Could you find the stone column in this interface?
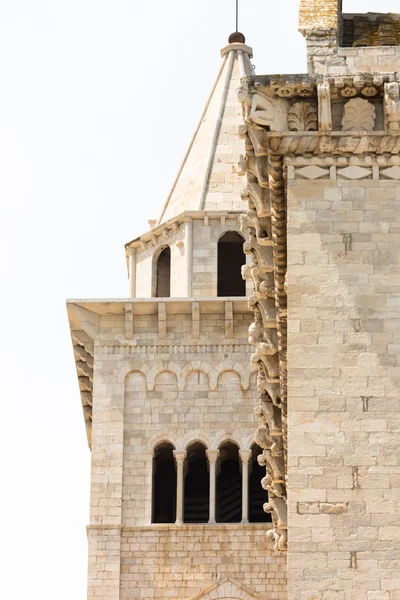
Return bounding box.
[127,246,136,298]
[173,451,186,525]
[239,449,252,525]
[206,450,219,524]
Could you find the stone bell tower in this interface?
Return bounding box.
[67,34,287,600]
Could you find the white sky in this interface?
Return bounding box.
[0,1,397,598]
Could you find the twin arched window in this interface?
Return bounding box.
[152,442,271,524]
[152,231,245,298]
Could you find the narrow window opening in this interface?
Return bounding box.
[184,443,209,523]
[216,443,242,523]
[156,246,171,297]
[152,443,176,523]
[217,231,245,296]
[249,444,271,523]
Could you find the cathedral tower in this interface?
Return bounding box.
[67,36,286,600]
[239,2,400,600]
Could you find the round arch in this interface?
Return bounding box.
[217,231,246,297]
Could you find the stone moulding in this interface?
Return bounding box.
[268,132,400,155]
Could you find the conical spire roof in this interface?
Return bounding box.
[157,37,253,225]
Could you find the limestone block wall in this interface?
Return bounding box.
[309,45,400,76]
[119,525,287,600]
[286,175,400,600]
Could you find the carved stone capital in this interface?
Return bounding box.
[206,450,219,464]
[173,450,186,465]
[239,449,252,464]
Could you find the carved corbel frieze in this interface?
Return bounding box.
[71,329,95,445]
[240,181,271,217]
[238,152,269,187]
[239,123,269,157]
[243,234,274,274]
[240,208,272,246]
[238,82,288,551]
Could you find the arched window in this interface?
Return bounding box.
[152,443,176,523]
[249,444,271,523]
[216,442,242,523]
[217,231,245,297]
[155,246,171,297]
[184,443,209,523]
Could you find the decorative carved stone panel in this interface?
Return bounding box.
[288,102,318,131]
[342,98,376,132]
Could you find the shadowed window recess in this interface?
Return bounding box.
[184,443,209,523]
[249,444,271,523]
[216,442,242,523]
[152,443,176,523]
[217,231,246,296]
[155,246,171,297]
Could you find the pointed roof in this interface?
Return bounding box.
[157,37,253,226]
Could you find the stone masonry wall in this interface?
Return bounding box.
[287,176,400,600]
[308,45,400,76]
[134,216,251,299]
[87,307,288,600]
[120,525,287,600]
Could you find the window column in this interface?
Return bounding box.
[206,450,219,524]
[173,450,186,525]
[239,449,252,524]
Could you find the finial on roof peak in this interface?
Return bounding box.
[228,31,246,44]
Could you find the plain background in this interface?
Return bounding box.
[0,1,397,598]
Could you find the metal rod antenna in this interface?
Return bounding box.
[236,0,239,32]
